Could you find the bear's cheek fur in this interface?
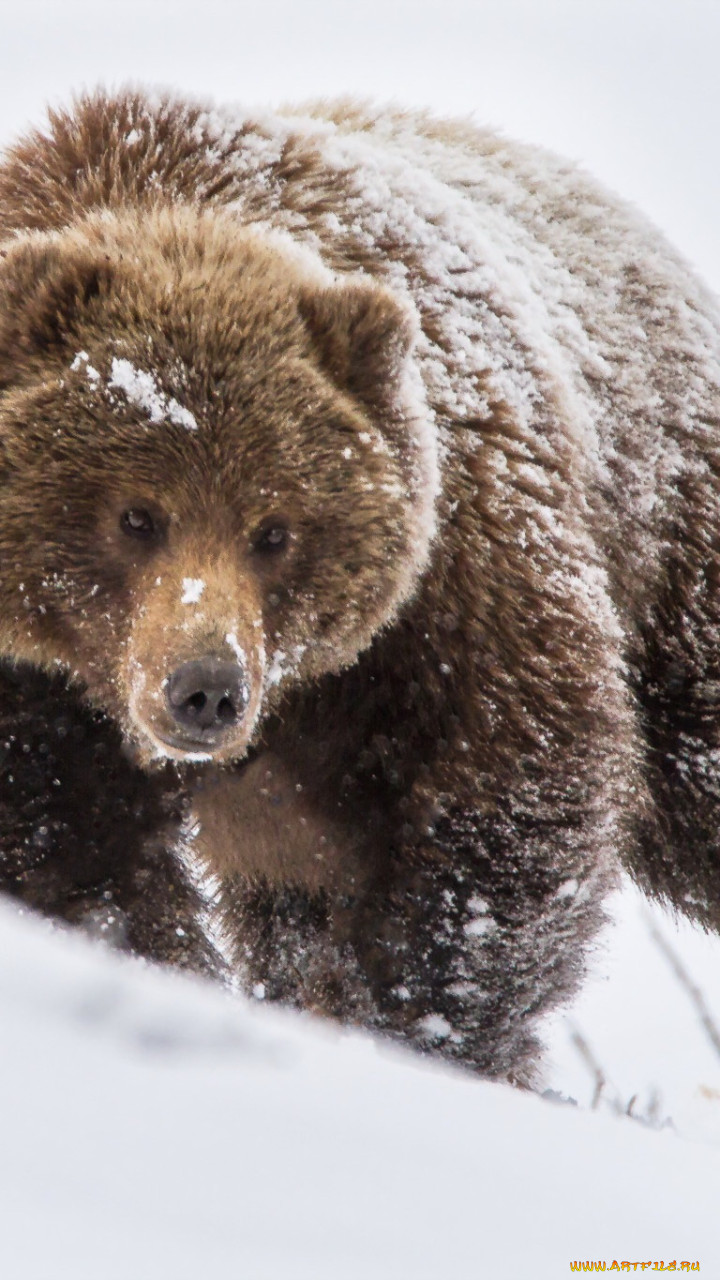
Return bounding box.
[281,492,424,680]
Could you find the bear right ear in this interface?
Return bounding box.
[298,275,418,416]
[0,235,115,388]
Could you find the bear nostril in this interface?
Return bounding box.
[216,695,236,724]
[165,657,249,740]
[186,692,208,715]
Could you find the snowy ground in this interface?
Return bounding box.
[0,899,717,1280]
[2,1,720,1276]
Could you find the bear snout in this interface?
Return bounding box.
[164,656,250,745]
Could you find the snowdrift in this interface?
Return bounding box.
[0,898,717,1279]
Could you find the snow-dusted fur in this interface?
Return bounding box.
[0,91,719,1079]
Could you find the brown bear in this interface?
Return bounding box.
[0,89,719,1081]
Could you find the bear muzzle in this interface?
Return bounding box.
[123,559,267,761]
[164,655,250,746]
[126,641,261,763]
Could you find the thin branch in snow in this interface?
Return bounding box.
[567,1021,671,1128]
[568,1023,607,1110]
[645,910,720,1061]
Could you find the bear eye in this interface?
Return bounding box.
[120,508,156,540]
[252,521,290,555]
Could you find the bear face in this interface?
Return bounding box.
[0,207,439,764]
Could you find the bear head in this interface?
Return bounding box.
[0,207,439,763]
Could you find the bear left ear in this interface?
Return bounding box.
[0,234,115,387]
[298,276,418,414]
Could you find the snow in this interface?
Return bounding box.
[266,643,307,688]
[180,577,205,605]
[2,2,720,1275]
[70,349,100,384]
[108,358,198,431]
[0,898,714,1280]
[224,630,247,665]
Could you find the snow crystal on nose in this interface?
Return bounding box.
[225,632,248,665]
[181,578,205,605]
[108,357,198,431]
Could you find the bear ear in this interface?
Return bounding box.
[0,235,115,386]
[298,276,418,413]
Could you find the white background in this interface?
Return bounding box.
[2,0,719,289]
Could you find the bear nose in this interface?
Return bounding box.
[165,657,249,738]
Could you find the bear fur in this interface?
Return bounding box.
[1,90,720,1080]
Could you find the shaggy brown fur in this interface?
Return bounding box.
[0,660,219,973]
[0,89,719,1079]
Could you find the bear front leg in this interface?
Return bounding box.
[193,740,627,1080]
[202,780,619,1081]
[0,661,221,977]
[340,646,638,1078]
[346,795,619,1081]
[191,752,379,1020]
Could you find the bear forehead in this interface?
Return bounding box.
[2,343,401,552]
[32,359,382,514]
[5,215,374,434]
